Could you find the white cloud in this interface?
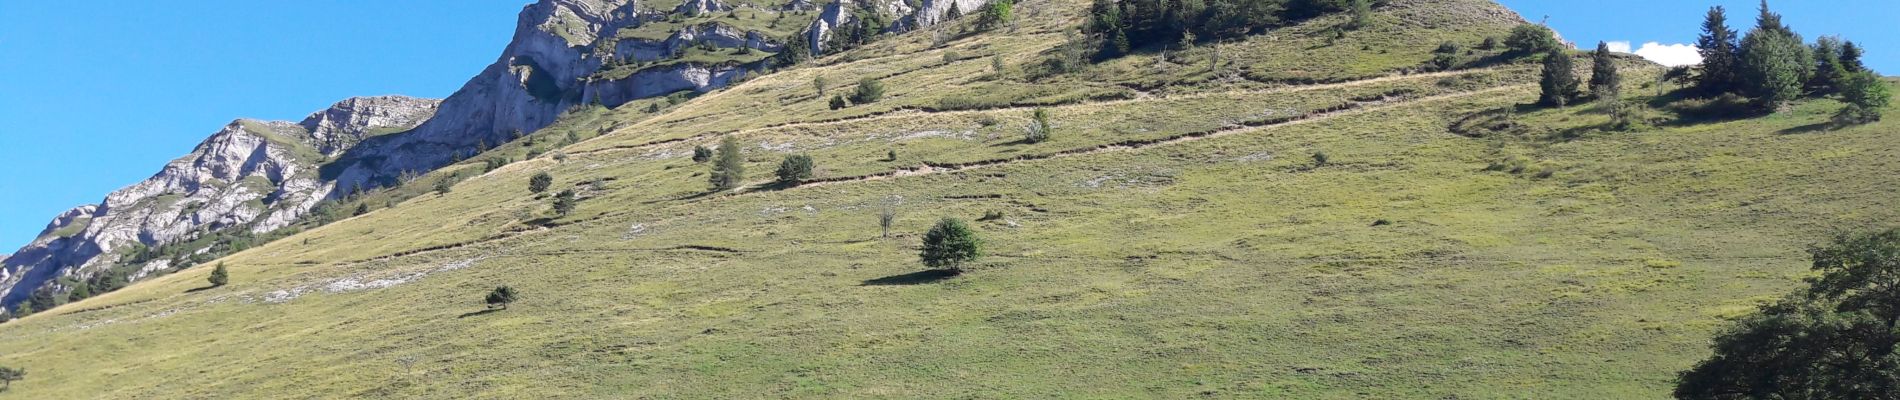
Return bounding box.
[1606,41,1703,67]
[1606,41,1634,54]
[1633,42,1703,67]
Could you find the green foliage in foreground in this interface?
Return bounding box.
[1676,228,1900,399]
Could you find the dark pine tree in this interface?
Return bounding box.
[1695,6,1740,96]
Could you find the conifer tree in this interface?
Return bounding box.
[1840,41,1867,72]
[708,136,746,191]
[208,263,229,287]
[1809,36,1848,95]
[1589,42,1622,100]
[552,190,577,217]
[920,218,982,272]
[1695,6,1740,96]
[1835,71,1891,125]
[529,172,554,194]
[1738,26,1809,110]
[1539,51,1580,106]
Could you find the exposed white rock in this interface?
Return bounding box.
[0,97,438,307]
[674,0,733,16]
[899,0,990,30]
[296,96,441,155]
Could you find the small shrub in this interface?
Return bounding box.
[529,172,554,194]
[434,177,456,194]
[708,136,746,191]
[0,366,23,391]
[775,154,815,185]
[692,145,713,163]
[975,0,1013,31]
[920,218,982,272]
[208,263,229,287]
[485,286,517,309]
[829,94,849,110]
[1505,24,1561,57]
[1024,108,1052,143]
[851,78,885,104]
[878,207,896,238]
[1312,151,1329,166]
[552,190,576,217]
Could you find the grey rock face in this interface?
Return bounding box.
[327,0,790,192]
[807,0,942,53]
[900,0,990,30]
[674,0,733,16]
[0,97,439,307]
[296,96,442,155]
[1,0,865,307]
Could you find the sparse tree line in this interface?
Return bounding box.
[1686,1,1887,123]
[1532,1,1888,128]
[1083,0,1378,59]
[1519,0,1889,136]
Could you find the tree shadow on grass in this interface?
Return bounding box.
[183,285,219,294]
[1779,122,1836,135]
[457,308,503,318]
[860,269,960,286]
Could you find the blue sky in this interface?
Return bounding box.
[0,0,1893,251]
[1499,0,1898,70]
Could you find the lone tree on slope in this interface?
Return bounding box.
[0,366,22,391]
[485,286,518,310]
[920,218,983,273]
[1539,50,1580,107]
[552,190,577,217]
[708,135,746,192]
[208,262,230,288]
[529,172,554,194]
[775,154,815,186]
[1589,42,1622,100]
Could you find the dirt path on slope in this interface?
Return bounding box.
[563,68,1510,158]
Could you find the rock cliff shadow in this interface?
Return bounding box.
[860,269,960,286]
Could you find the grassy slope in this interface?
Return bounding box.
[4,0,1899,398]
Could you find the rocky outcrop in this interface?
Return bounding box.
[897,0,989,30]
[585,63,751,105]
[324,0,643,191]
[0,97,438,308]
[2,0,835,308]
[806,0,934,53]
[296,96,441,155]
[327,0,790,191]
[616,22,783,63]
[674,0,733,16]
[806,0,860,54]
